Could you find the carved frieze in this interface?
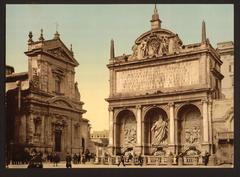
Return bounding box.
[131,32,182,60]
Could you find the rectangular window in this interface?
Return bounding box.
[229,63,233,73]
[55,78,61,93]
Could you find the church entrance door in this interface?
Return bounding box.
[55,130,62,152]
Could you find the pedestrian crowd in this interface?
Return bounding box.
[6,149,210,168]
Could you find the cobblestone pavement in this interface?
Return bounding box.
[7,162,233,168]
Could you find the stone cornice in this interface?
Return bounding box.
[106,87,211,102]
[107,48,210,69]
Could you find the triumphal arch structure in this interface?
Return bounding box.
[106,6,223,160]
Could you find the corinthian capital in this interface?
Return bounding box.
[201,98,208,104]
[136,105,141,109]
[168,102,174,107]
[108,106,113,111]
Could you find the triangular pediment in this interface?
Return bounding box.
[47,47,71,61]
[53,100,73,108]
[47,96,76,109]
[44,39,79,66]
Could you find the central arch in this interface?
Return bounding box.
[115,110,137,155]
[143,107,168,155]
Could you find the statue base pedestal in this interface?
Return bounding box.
[178,157,183,166]
[167,144,177,155]
[208,154,217,166]
[134,146,143,155]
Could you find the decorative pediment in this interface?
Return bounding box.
[47,96,75,109]
[53,100,73,108]
[47,47,75,64]
[130,29,183,60]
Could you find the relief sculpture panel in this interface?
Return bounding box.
[120,116,137,147]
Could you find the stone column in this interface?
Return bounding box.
[108,106,114,155]
[95,146,99,163]
[202,99,209,143]
[202,99,210,152]
[26,113,34,144]
[135,105,142,154]
[113,122,117,155]
[108,107,114,146]
[136,105,142,145]
[208,100,213,154]
[168,102,176,154]
[41,115,45,144]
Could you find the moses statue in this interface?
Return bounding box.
[151,115,168,146]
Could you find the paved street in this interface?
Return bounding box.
[7,162,233,168]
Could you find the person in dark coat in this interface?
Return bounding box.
[82,154,86,164]
[66,152,72,168]
[53,152,60,167]
[77,153,81,164]
[138,153,143,166]
[203,151,210,166]
[117,154,125,167]
[73,153,77,164]
[27,152,43,168]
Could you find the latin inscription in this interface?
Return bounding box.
[116,60,199,93]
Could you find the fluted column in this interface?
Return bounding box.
[136,105,142,146]
[202,99,209,143]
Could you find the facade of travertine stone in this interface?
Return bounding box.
[106,6,233,165]
[216,41,234,99]
[6,30,90,160]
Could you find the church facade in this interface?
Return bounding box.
[106,6,233,165]
[6,30,90,160]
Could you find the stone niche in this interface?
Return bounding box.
[115,110,137,154]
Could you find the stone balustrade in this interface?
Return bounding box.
[92,154,215,166]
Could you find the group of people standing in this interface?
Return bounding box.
[117,153,143,167]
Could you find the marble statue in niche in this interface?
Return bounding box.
[151,115,168,146]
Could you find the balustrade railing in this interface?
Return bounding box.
[93,154,205,166]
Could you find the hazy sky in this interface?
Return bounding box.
[6,4,233,131]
